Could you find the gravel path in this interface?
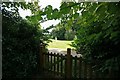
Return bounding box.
[48,48,82,57]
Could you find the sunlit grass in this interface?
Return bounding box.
[47,39,74,50]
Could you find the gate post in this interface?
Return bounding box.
[39,43,45,72]
[66,48,72,79]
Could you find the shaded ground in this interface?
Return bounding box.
[31,71,63,80]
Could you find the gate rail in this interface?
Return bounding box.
[39,43,113,79]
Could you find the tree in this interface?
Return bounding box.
[2,2,49,78]
[42,2,120,77]
[71,2,120,77]
[2,1,120,78]
[51,23,75,40]
[51,24,66,40]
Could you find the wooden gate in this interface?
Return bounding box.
[39,43,110,79]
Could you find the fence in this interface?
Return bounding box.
[39,43,113,79]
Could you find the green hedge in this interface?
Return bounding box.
[2,9,44,78]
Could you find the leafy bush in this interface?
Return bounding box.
[71,3,120,77]
[2,8,46,78]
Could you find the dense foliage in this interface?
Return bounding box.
[2,1,120,78]
[51,24,75,40]
[2,2,49,78]
[72,3,120,75]
[42,2,120,77]
[51,25,66,40]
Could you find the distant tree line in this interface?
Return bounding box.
[50,23,76,40]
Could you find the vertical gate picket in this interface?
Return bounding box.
[50,52,52,71]
[65,48,72,79]
[79,57,82,78]
[43,52,45,70]
[83,60,87,78]
[60,54,63,76]
[53,53,56,73]
[47,52,49,70]
[87,64,92,79]
[64,56,66,77]
[74,56,77,78]
[45,53,48,70]
[57,53,59,75]
[39,43,45,72]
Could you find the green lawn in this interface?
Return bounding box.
[47,39,74,50]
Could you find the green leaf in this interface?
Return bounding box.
[52,8,59,19]
[60,3,70,14]
[94,3,106,17]
[60,7,70,14]
[107,3,117,14]
[110,31,120,40]
[60,2,68,9]
[81,11,88,18]
[73,13,79,19]
[45,5,53,14]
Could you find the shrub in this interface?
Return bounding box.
[2,8,46,78]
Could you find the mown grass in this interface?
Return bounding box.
[47,39,74,50]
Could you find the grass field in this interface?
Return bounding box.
[47,39,74,50]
